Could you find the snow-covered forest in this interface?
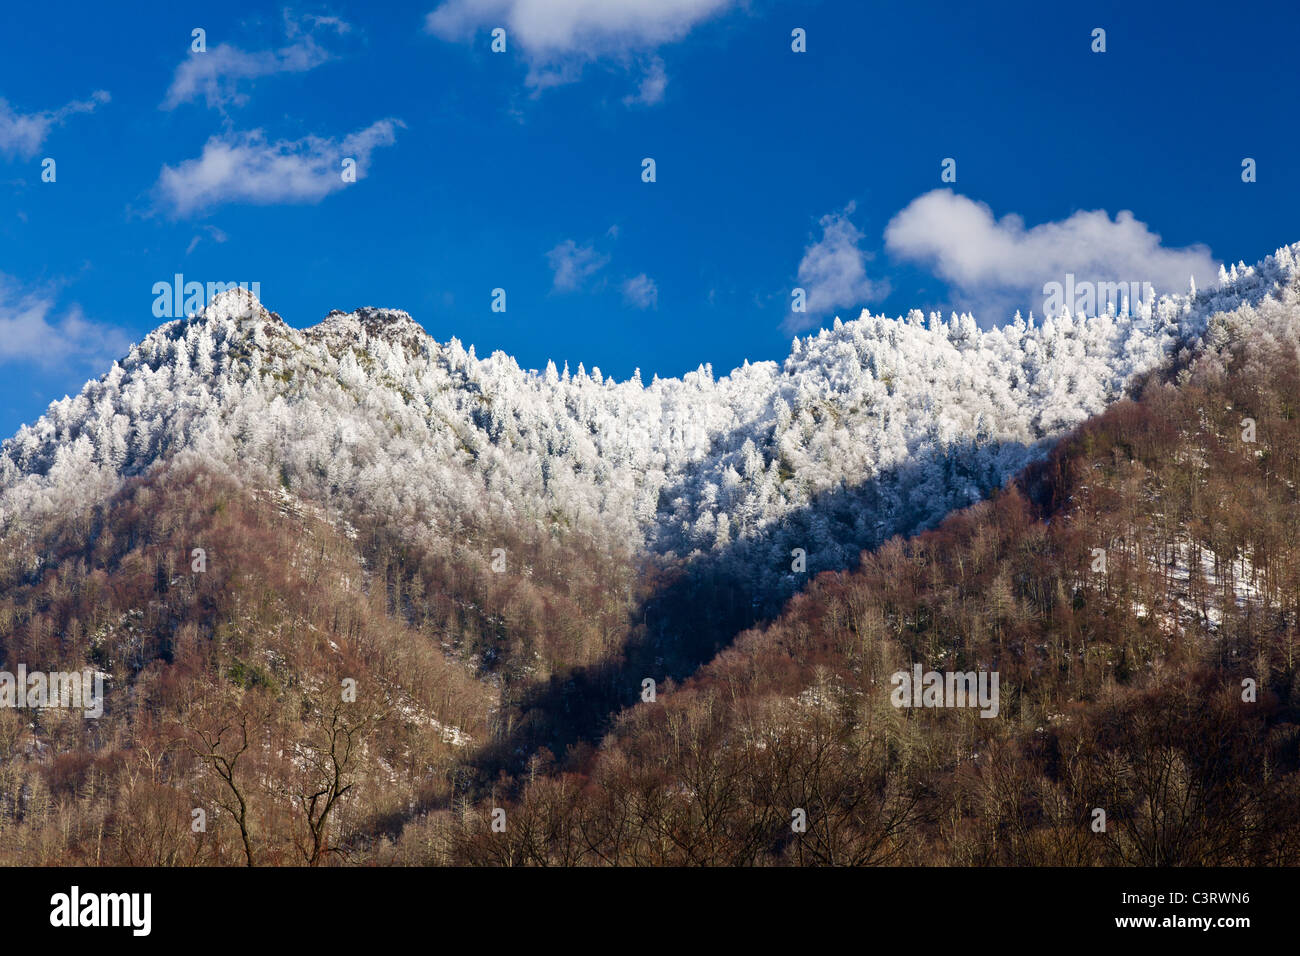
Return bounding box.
[3,244,1298,595]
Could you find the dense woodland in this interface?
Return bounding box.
[1,255,1299,864]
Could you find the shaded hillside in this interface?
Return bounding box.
[0,461,643,864]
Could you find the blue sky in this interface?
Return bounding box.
[0,0,1296,435]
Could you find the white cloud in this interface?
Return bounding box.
[792,201,886,329]
[547,239,609,291]
[0,91,110,159]
[623,57,668,106]
[884,189,1219,320]
[0,277,128,368]
[425,0,735,94]
[622,273,658,309]
[156,120,402,217]
[163,14,349,110]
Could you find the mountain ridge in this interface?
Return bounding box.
[3,243,1298,600]
[3,245,1300,866]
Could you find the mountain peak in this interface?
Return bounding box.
[355,306,423,335]
[308,306,426,351]
[198,286,281,325]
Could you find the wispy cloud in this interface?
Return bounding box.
[0,275,128,368]
[163,13,350,110]
[884,189,1219,320]
[790,201,887,330]
[155,120,402,217]
[0,91,110,159]
[425,0,735,97]
[546,239,609,291]
[623,57,668,106]
[622,273,658,309]
[186,225,229,255]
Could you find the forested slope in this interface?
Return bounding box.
[1,249,1299,864]
[406,280,1300,866]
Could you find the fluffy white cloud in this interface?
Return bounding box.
[622,273,658,309]
[156,120,401,216]
[0,277,128,368]
[792,202,886,329]
[425,0,735,93]
[163,14,349,110]
[547,239,609,291]
[885,189,1219,320]
[0,91,110,159]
